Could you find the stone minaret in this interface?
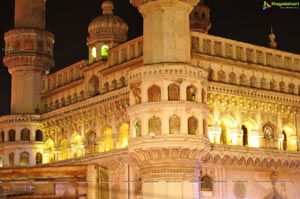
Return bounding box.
[190,1,212,33]
[3,0,54,114]
[128,0,210,198]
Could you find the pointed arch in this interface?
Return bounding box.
[20,151,30,166]
[169,115,180,134]
[148,85,161,102]
[168,83,180,101]
[188,116,198,135]
[200,175,213,191]
[239,74,247,86]
[282,123,296,151]
[88,75,100,96]
[219,114,236,145]
[35,129,43,141]
[217,70,226,82]
[118,123,129,148]
[8,129,16,142]
[134,119,142,137]
[101,126,113,151]
[71,132,83,158]
[149,116,161,135]
[229,72,237,84]
[45,138,54,163]
[112,79,118,90]
[36,152,43,165]
[187,85,197,101]
[21,128,30,141]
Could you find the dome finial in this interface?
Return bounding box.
[269,25,277,49]
[102,0,114,15]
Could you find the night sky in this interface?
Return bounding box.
[0,0,299,116]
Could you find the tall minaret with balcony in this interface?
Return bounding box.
[1,0,54,167]
[3,0,55,114]
[128,0,210,198]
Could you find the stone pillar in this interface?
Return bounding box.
[3,0,54,114]
[87,165,98,199]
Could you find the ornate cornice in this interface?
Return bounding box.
[3,53,54,70]
[0,114,41,125]
[204,144,300,169]
[128,63,207,82]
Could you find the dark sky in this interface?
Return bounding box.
[0,0,299,115]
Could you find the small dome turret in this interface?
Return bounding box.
[87,0,128,63]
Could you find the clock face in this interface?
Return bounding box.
[88,132,96,144]
[263,125,274,139]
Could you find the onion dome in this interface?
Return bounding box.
[87,0,128,45]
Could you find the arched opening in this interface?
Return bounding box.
[118,123,129,148]
[250,76,257,87]
[9,153,14,166]
[133,87,141,104]
[217,70,226,82]
[112,79,117,90]
[282,124,297,151]
[135,119,142,137]
[88,76,100,96]
[241,125,248,146]
[8,129,16,142]
[149,116,161,135]
[73,93,78,102]
[101,45,109,58]
[260,77,267,89]
[242,118,257,147]
[288,83,295,94]
[101,126,113,152]
[270,79,276,90]
[187,85,197,101]
[21,128,30,141]
[148,85,161,102]
[168,83,180,101]
[200,175,213,191]
[35,130,43,141]
[282,131,287,150]
[92,47,97,61]
[45,138,54,163]
[229,72,237,84]
[169,115,180,134]
[203,119,207,137]
[20,151,30,166]
[188,116,198,135]
[279,81,285,92]
[0,131,4,143]
[103,82,109,92]
[36,152,43,165]
[71,132,83,158]
[59,138,68,160]
[120,76,125,86]
[219,115,236,145]
[240,74,247,86]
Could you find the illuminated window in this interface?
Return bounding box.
[101,45,109,57]
[92,47,97,60]
[20,152,30,166]
[36,152,43,165]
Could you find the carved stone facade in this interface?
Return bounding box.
[0,0,300,198]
